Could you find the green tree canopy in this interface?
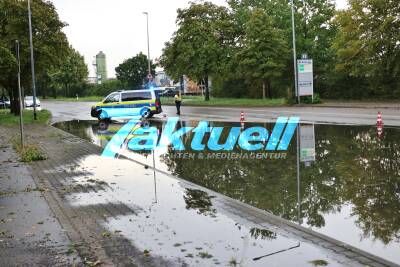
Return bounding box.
[55,46,88,97]
[333,0,400,97]
[115,52,155,89]
[161,2,234,101]
[295,0,337,95]
[0,46,17,88]
[235,8,289,99]
[0,0,69,113]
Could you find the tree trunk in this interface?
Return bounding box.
[262,79,266,99]
[204,76,210,101]
[8,85,21,115]
[267,80,272,99]
[10,99,21,116]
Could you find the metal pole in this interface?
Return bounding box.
[16,40,25,149]
[291,0,300,104]
[28,0,37,120]
[152,149,157,204]
[143,12,151,77]
[296,124,301,224]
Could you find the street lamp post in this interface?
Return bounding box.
[16,40,25,149]
[143,12,152,80]
[290,0,300,104]
[27,0,37,120]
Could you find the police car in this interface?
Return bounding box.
[91,89,162,120]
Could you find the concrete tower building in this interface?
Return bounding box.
[96,51,107,84]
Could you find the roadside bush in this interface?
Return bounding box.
[12,140,47,162]
[302,93,321,104]
[84,79,127,97]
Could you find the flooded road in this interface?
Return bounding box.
[54,119,400,265]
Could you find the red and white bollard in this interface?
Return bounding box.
[377,111,383,139]
[377,111,383,126]
[240,111,245,129]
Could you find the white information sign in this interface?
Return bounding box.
[300,124,316,163]
[297,59,313,97]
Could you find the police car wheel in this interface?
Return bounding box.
[141,109,151,119]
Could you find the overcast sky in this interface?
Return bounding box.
[49,0,348,78]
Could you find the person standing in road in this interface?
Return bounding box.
[174,91,182,115]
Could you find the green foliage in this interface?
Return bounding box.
[12,140,47,162]
[161,2,234,101]
[309,259,329,266]
[295,0,338,96]
[115,53,155,89]
[54,47,88,97]
[333,0,400,98]
[162,0,341,100]
[85,79,126,98]
[235,8,289,98]
[160,96,286,106]
[0,46,17,86]
[0,0,70,108]
[0,109,51,125]
[302,93,321,104]
[161,0,400,100]
[20,145,47,162]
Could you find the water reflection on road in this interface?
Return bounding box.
[64,155,343,266]
[54,119,400,265]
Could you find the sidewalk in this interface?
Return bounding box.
[312,100,400,109]
[0,128,80,266]
[1,123,398,266]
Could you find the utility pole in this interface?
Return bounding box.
[291,0,300,104]
[28,0,37,119]
[16,40,25,149]
[143,12,152,81]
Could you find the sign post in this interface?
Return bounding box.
[299,124,315,166]
[297,59,314,102]
[16,40,25,149]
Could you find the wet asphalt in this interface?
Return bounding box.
[42,100,400,126]
[1,101,399,266]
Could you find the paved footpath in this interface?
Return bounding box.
[0,123,399,267]
[0,128,81,266]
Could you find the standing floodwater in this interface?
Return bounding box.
[54,119,400,264]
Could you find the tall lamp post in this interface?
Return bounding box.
[143,12,152,81]
[28,0,37,119]
[290,0,300,104]
[16,40,25,149]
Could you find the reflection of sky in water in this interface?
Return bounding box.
[53,120,400,265]
[64,156,345,266]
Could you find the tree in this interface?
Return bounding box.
[236,9,289,99]
[229,0,337,97]
[0,46,17,92]
[295,0,338,96]
[161,2,233,101]
[0,0,69,114]
[333,0,400,97]
[54,47,88,97]
[115,53,155,89]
